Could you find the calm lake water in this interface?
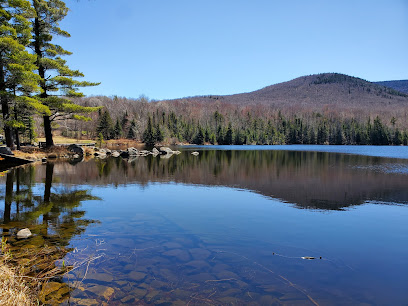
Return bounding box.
[1,145,408,305]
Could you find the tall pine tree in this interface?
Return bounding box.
[0,0,45,148]
[31,0,100,147]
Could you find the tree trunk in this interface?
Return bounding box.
[4,126,14,149]
[14,109,20,150]
[44,115,54,147]
[0,54,14,149]
[15,129,20,150]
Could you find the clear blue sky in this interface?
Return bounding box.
[59,0,408,100]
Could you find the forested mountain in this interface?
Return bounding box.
[375,80,408,94]
[69,73,408,146]
[187,73,408,109]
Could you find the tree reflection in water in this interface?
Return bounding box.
[0,162,100,304]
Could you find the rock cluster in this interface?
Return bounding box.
[96,147,183,159]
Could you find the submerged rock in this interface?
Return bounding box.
[16,228,32,239]
[86,285,115,300]
[86,272,114,283]
[128,271,147,281]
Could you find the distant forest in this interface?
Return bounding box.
[65,95,407,146]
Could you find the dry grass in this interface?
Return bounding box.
[36,136,94,144]
[0,260,36,306]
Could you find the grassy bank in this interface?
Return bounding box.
[0,255,36,305]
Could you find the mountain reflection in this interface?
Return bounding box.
[8,150,407,210]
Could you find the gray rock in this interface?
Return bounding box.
[68,144,84,156]
[16,228,32,239]
[139,150,150,156]
[128,147,139,156]
[94,151,106,158]
[0,146,13,155]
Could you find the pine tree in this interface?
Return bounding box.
[224,123,233,145]
[113,118,122,139]
[193,127,204,145]
[127,119,136,139]
[31,0,100,147]
[0,0,45,148]
[96,110,113,140]
[142,116,155,146]
[154,123,163,143]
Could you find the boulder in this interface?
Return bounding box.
[17,228,32,239]
[0,146,13,155]
[139,150,150,156]
[152,147,160,155]
[94,152,107,159]
[191,151,199,156]
[68,144,84,156]
[159,147,173,154]
[127,147,139,156]
[119,147,139,158]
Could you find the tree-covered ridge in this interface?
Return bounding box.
[375,80,408,95]
[312,73,408,98]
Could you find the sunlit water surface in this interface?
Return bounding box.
[1,146,407,305]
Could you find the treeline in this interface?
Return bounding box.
[94,107,408,146]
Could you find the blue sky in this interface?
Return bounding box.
[59,0,408,100]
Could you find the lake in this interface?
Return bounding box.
[1,145,408,305]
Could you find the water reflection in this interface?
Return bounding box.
[29,150,408,210]
[0,149,407,305]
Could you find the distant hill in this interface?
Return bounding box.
[375,80,408,94]
[181,73,408,111]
